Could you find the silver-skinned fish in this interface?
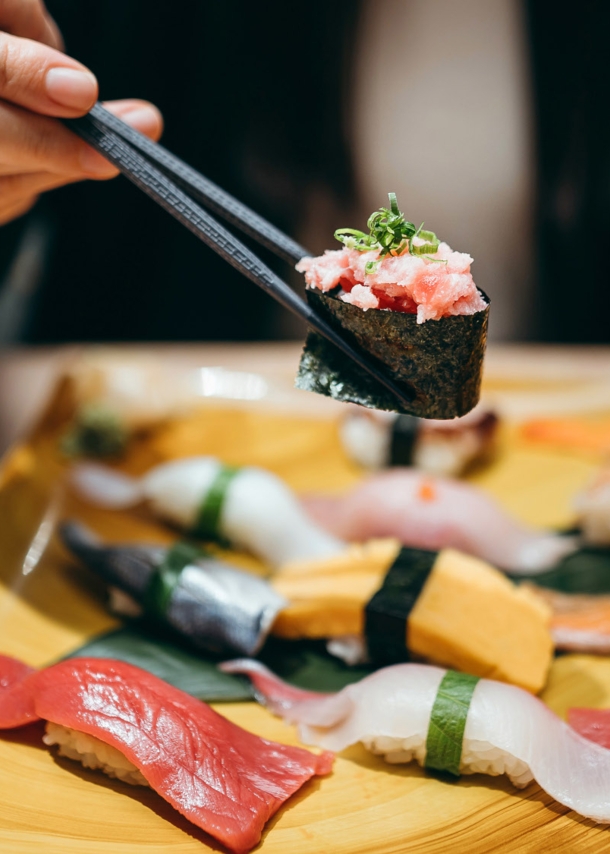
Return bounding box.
[61,522,287,657]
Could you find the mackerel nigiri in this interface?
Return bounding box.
[303,469,577,573]
[223,659,610,824]
[0,655,332,854]
[60,522,287,657]
[70,456,345,568]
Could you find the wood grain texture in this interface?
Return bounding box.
[0,352,609,853]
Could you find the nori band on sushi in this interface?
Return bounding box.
[425,670,480,777]
[389,415,421,465]
[143,541,205,617]
[364,547,437,663]
[192,465,240,541]
[296,288,489,419]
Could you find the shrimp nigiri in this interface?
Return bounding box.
[223,659,610,824]
[302,469,577,573]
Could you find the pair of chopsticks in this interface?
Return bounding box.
[65,104,415,408]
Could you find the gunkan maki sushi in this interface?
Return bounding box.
[295,194,489,419]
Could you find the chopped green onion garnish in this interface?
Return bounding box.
[333,227,376,252]
[335,193,444,264]
[411,241,439,256]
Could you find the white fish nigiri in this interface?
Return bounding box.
[70,457,345,568]
[302,469,577,573]
[340,404,498,475]
[222,659,610,824]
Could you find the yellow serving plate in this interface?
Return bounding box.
[1,354,609,853]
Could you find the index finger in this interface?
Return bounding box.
[0,30,98,116]
[0,0,63,50]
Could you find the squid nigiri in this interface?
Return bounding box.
[0,655,332,854]
[302,469,577,573]
[70,456,345,568]
[223,659,610,824]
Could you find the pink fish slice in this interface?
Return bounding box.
[302,469,578,573]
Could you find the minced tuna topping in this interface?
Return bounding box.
[296,193,485,324]
[296,243,485,324]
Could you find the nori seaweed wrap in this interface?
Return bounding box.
[296,287,489,419]
[295,193,490,419]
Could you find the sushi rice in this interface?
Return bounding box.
[44,722,148,787]
[44,702,533,793]
[367,732,531,786]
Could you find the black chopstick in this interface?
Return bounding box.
[65,110,416,408]
[88,103,307,266]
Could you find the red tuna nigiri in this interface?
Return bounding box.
[0,654,332,853]
[568,708,610,750]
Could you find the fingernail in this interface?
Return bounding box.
[45,67,97,110]
[120,106,161,137]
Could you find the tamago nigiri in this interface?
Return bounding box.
[62,525,554,692]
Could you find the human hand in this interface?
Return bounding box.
[0,0,163,225]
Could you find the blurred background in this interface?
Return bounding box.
[0,0,608,346]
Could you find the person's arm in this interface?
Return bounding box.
[0,0,162,225]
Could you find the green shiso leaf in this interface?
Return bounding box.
[260,636,373,693]
[65,625,252,702]
[65,626,373,702]
[509,542,610,594]
[143,541,206,618]
[61,404,129,459]
[192,464,240,542]
[425,670,480,777]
